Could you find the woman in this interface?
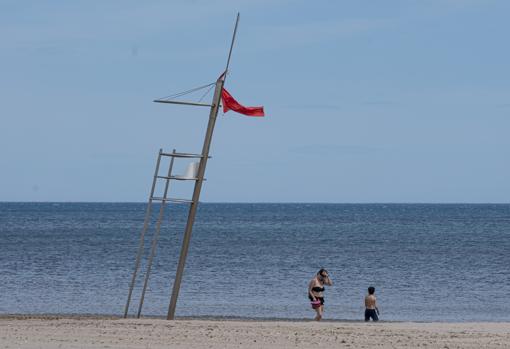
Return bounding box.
[308,269,333,321]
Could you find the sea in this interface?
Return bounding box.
[1,203,509,322]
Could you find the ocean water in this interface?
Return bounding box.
[1,203,509,322]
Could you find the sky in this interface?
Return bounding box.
[1,0,509,203]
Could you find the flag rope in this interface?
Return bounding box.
[157,82,216,101]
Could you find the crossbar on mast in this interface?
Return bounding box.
[153,100,213,107]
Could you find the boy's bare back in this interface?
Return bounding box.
[365,294,377,309]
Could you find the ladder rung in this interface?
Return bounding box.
[160,152,211,159]
[156,175,205,181]
[151,197,195,204]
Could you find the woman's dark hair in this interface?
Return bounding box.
[368,286,375,295]
[317,269,328,277]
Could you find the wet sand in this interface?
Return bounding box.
[1,316,509,348]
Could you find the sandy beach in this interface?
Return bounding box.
[1,316,509,349]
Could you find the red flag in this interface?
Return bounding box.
[221,88,265,117]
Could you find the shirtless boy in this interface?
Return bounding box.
[364,286,379,321]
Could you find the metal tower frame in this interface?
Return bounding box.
[124,13,240,320]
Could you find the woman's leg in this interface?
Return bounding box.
[315,306,323,321]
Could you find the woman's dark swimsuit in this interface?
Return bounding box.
[309,286,325,305]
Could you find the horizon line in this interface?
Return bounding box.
[1,201,510,205]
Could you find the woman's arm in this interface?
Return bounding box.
[323,275,333,286]
[308,279,316,299]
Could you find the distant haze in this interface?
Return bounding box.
[1,1,509,203]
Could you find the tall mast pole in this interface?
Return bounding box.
[167,13,240,320]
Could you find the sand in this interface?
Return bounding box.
[1,316,509,349]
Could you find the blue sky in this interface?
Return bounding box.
[1,1,509,202]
